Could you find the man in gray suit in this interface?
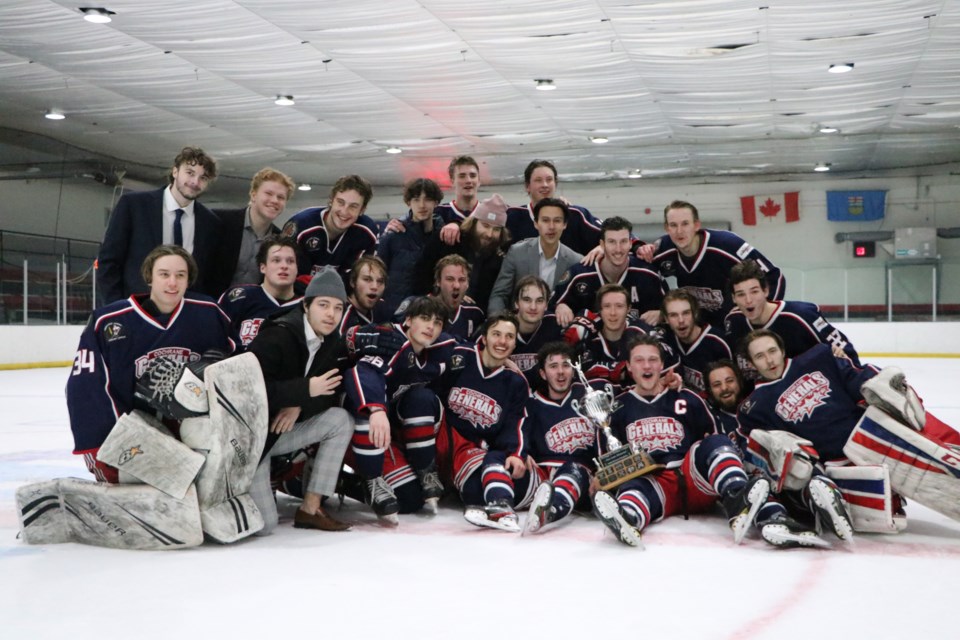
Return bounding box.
[488,198,582,314]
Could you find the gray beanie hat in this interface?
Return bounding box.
[305,267,347,301]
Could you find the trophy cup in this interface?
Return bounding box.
[570,360,662,490]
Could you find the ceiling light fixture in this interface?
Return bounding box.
[274,95,295,106]
[45,111,66,120]
[590,136,609,144]
[828,63,854,74]
[534,79,556,91]
[297,184,311,191]
[818,126,839,133]
[79,7,114,23]
[385,146,402,154]
[814,163,832,172]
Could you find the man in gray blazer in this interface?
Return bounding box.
[488,198,583,314]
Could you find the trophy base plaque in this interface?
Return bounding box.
[596,446,664,491]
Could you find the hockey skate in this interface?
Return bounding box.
[464,499,521,532]
[759,513,831,549]
[722,476,771,544]
[363,476,400,526]
[592,491,644,548]
[860,366,925,430]
[808,477,854,542]
[523,482,557,535]
[415,465,444,515]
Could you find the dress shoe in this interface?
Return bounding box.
[294,507,351,531]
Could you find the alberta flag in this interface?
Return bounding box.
[740,192,799,225]
[826,190,886,221]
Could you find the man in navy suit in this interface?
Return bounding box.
[97,147,221,305]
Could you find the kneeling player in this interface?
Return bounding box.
[522,342,596,534]
[592,335,769,547]
[19,246,269,550]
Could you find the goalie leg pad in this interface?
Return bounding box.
[860,366,925,431]
[200,493,263,544]
[18,478,203,550]
[96,411,205,499]
[746,430,818,492]
[180,353,269,513]
[825,464,905,534]
[844,406,960,522]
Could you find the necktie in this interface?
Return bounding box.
[173,208,184,247]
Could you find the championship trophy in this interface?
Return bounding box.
[570,360,662,490]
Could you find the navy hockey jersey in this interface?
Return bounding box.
[67,295,235,453]
[724,300,861,377]
[282,206,378,280]
[337,300,392,336]
[506,203,603,256]
[510,314,563,389]
[393,296,485,343]
[577,322,679,389]
[738,344,876,461]
[218,284,301,348]
[345,324,457,412]
[523,383,597,470]
[651,229,785,327]
[610,387,717,468]
[662,324,733,396]
[443,345,529,458]
[434,201,478,226]
[553,256,667,317]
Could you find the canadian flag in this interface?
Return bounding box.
[740,192,800,225]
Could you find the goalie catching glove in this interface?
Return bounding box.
[134,349,227,420]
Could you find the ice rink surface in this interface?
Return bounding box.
[2,359,959,640]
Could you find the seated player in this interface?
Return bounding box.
[218,235,302,349]
[508,275,563,390]
[704,360,827,548]
[523,342,597,535]
[437,312,534,532]
[591,335,770,547]
[566,284,676,391]
[338,254,391,335]
[553,216,666,327]
[345,297,456,523]
[661,289,732,396]
[725,259,861,378]
[247,268,355,533]
[738,330,960,531]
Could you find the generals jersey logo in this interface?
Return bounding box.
[685,286,724,311]
[134,347,197,377]
[510,352,538,372]
[447,386,502,428]
[545,417,595,454]
[626,417,685,453]
[227,287,246,302]
[239,318,264,345]
[775,372,831,423]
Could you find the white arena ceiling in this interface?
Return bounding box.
[0,0,958,188]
